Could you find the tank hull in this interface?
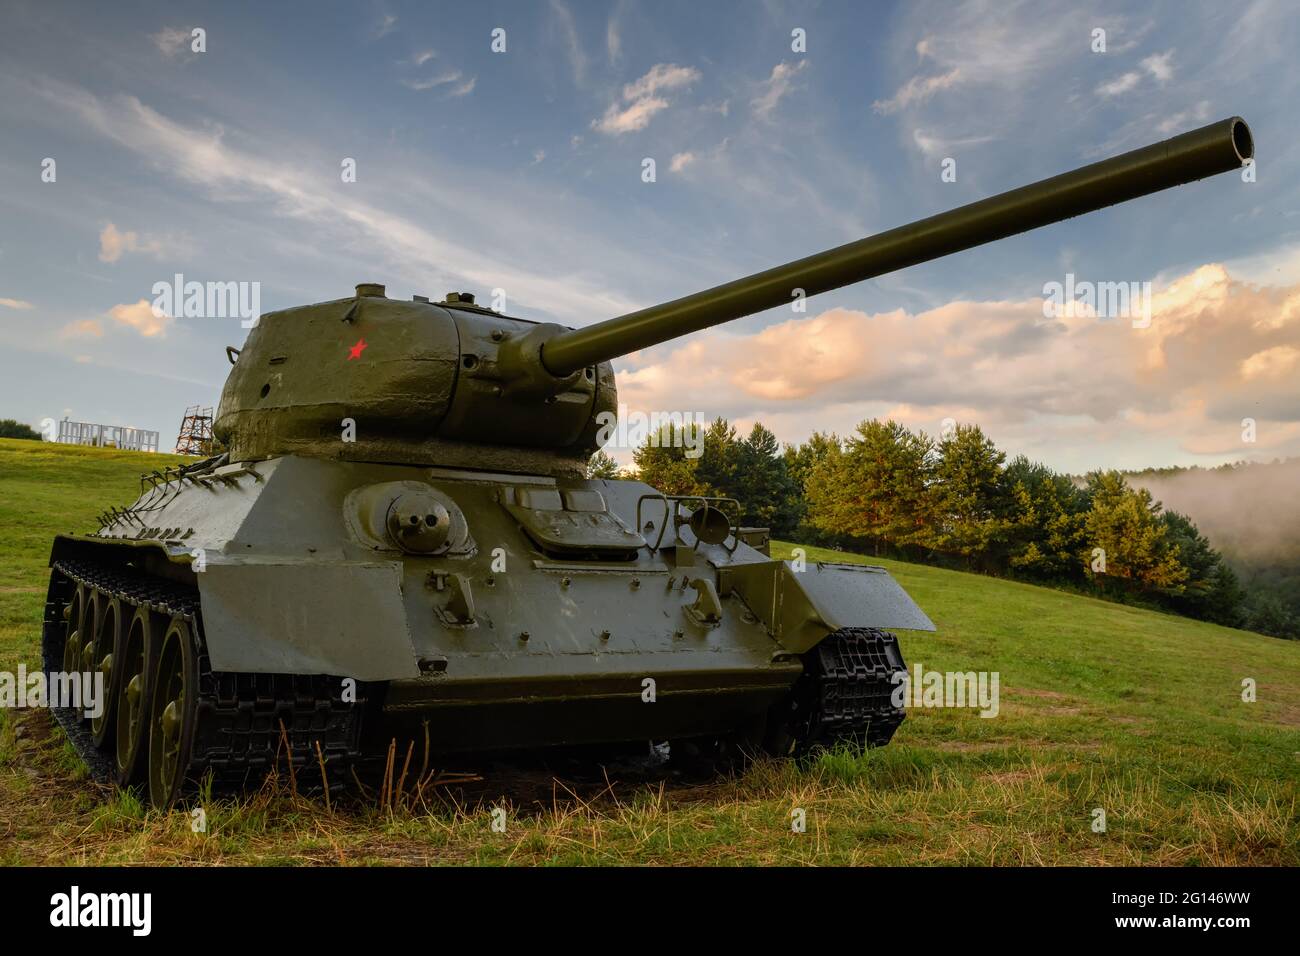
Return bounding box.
[45,455,928,795]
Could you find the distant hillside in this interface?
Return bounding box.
[1127,459,1300,639]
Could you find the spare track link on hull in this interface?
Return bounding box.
[788,626,907,753]
[46,558,368,793]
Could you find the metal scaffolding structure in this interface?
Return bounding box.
[174,405,214,456]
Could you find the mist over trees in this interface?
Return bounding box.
[611,418,1292,640]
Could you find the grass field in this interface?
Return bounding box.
[0,437,1296,865]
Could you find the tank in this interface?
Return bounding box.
[43,117,1253,806]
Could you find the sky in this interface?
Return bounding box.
[0,0,1297,473]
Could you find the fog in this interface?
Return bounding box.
[1131,460,1300,567]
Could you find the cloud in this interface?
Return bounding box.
[0,297,34,310]
[150,27,191,58]
[606,15,621,62]
[592,63,700,135]
[1097,50,1175,98]
[752,61,808,120]
[60,319,103,338]
[26,77,640,326]
[912,129,994,159]
[1096,71,1141,97]
[98,222,164,262]
[447,76,476,97]
[108,299,172,337]
[410,50,435,67]
[669,152,696,173]
[1240,345,1300,380]
[375,14,397,39]
[1141,50,1175,83]
[872,68,960,114]
[1156,99,1211,135]
[402,69,475,94]
[615,262,1300,463]
[550,0,586,84]
[532,149,546,164]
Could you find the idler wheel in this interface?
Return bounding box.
[148,616,199,808]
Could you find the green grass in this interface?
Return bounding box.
[1,437,1297,865]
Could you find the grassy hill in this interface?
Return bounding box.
[1,437,1296,865]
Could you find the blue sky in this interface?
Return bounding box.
[1,0,1297,472]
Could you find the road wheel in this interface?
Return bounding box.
[115,606,159,786]
[90,595,128,748]
[148,616,199,808]
[61,583,88,691]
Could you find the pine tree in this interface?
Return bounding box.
[1082,471,1188,591]
[929,424,1010,566]
[585,449,622,479]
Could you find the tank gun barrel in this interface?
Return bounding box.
[538,117,1252,378]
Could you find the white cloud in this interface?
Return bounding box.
[447,76,476,98]
[872,68,960,114]
[375,14,397,39]
[60,319,103,338]
[1096,71,1142,97]
[550,0,587,84]
[593,63,700,135]
[402,70,471,92]
[1096,50,1175,99]
[1141,50,1175,83]
[752,61,808,120]
[912,129,994,159]
[1240,344,1300,380]
[27,78,641,326]
[98,222,164,263]
[108,299,172,337]
[0,297,34,310]
[150,27,191,58]
[1156,99,1211,135]
[606,16,621,62]
[411,49,435,66]
[532,149,546,164]
[669,152,696,173]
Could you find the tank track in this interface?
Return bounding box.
[45,558,369,793]
[782,626,907,753]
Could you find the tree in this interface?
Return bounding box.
[1082,471,1188,591]
[1003,456,1088,579]
[1159,510,1245,625]
[929,424,1010,565]
[631,425,708,496]
[693,418,741,496]
[732,423,799,532]
[806,420,935,554]
[585,449,622,479]
[0,419,41,440]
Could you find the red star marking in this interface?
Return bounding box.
[347,338,368,360]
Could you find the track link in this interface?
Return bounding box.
[44,558,369,795]
[777,626,908,754]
